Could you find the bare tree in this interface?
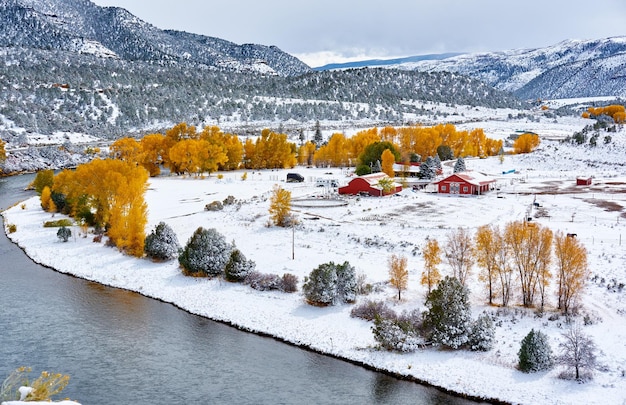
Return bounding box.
[558,323,597,381]
[444,227,474,286]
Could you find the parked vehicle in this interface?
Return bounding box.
[286,173,304,182]
[316,178,338,187]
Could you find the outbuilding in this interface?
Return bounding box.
[435,171,496,195]
[576,177,592,186]
[338,172,402,196]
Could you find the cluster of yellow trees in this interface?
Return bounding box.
[310,124,504,168]
[512,133,541,154]
[582,104,626,123]
[40,159,149,257]
[110,123,297,177]
[419,222,588,314]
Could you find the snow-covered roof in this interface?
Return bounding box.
[436,171,496,186]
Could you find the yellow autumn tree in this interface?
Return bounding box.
[504,221,552,308]
[513,133,540,154]
[297,141,316,166]
[0,138,6,162]
[381,148,396,178]
[40,185,56,212]
[554,232,588,314]
[388,254,409,300]
[140,133,167,176]
[421,238,442,294]
[314,133,350,167]
[268,184,292,227]
[474,224,499,305]
[168,139,227,176]
[110,137,143,163]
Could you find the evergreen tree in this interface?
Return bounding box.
[178,227,232,277]
[336,261,357,304]
[468,313,496,351]
[302,262,338,306]
[57,226,71,242]
[424,276,472,349]
[518,329,554,372]
[453,157,466,173]
[313,120,323,145]
[372,316,422,352]
[144,222,181,261]
[420,156,435,180]
[437,144,454,161]
[224,248,256,282]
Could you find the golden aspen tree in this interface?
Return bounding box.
[297,141,316,166]
[107,170,148,257]
[421,238,442,294]
[32,169,54,195]
[388,254,409,300]
[110,137,143,163]
[40,185,56,212]
[314,133,350,167]
[0,138,6,162]
[381,148,396,178]
[243,138,257,169]
[444,227,475,286]
[554,232,589,314]
[475,224,499,305]
[347,128,380,162]
[493,226,513,307]
[220,133,244,171]
[268,184,292,227]
[140,133,167,176]
[513,133,540,154]
[505,221,552,307]
[379,126,398,144]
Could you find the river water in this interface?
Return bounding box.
[0,174,481,404]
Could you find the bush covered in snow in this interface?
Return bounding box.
[350,300,397,321]
[303,261,357,306]
[144,222,181,261]
[372,316,424,352]
[178,227,231,276]
[224,248,255,281]
[423,276,472,349]
[468,312,496,351]
[518,329,554,373]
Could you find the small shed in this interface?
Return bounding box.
[435,171,496,195]
[576,177,592,186]
[338,172,402,196]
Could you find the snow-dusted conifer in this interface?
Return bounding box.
[518,329,554,372]
[336,261,357,304]
[468,312,496,351]
[303,262,338,306]
[224,247,256,282]
[178,227,232,277]
[424,276,472,349]
[372,316,423,352]
[453,157,466,173]
[144,221,181,261]
[420,157,435,180]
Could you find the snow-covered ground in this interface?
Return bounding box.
[3,115,626,404]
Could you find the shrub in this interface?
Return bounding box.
[0,367,70,402]
[205,201,224,211]
[303,261,356,306]
[350,300,396,321]
[144,222,181,261]
[178,227,232,277]
[224,248,256,281]
[355,164,372,176]
[43,219,73,228]
[518,329,554,372]
[7,224,17,233]
[372,316,423,352]
[57,226,71,242]
[468,313,496,351]
[244,271,282,291]
[280,273,298,293]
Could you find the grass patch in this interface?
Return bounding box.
[43,219,73,228]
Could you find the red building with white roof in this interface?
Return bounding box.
[435,172,496,195]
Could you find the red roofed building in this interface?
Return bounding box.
[338,172,402,196]
[435,172,496,195]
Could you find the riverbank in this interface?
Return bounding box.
[3,153,626,404]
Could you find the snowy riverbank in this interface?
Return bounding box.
[3,142,626,404]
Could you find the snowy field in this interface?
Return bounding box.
[3,116,626,404]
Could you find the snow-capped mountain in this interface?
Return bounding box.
[336,37,626,100]
[0,0,311,76]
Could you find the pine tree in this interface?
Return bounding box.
[302,262,338,306]
[224,248,256,282]
[420,157,435,180]
[518,329,554,372]
[335,261,357,304]
[144,222,181,261]
[178,227,232,277]
[453,157,466,173]
[424,276,472,349]
[313,120,323,145]
[468,313,496,351]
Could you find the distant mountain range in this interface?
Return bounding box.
[319,37,626,99]
[0,0,311,76]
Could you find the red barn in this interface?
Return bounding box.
[435,172,496,195]
[576,177,592,186]
[338,173,402,196]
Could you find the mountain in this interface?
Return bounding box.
[313,53,463,71]
[328,37,626,100]
[0,0,311,76]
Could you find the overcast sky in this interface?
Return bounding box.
[91,0,626,67]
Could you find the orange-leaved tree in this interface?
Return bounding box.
[513,133,540,154]
[268,184,292,227]
[388,254,409,300]
[554,232,588,314]
[421,238,442,294]
[381,148,396,178]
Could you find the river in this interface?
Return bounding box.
[0,174,481,404]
